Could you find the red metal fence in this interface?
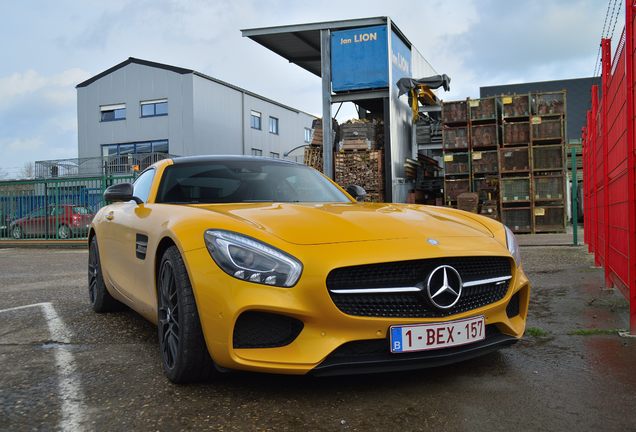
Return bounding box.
[583,2,636,334]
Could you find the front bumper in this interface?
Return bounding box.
[311,325,518,376]
[183,237,530,375]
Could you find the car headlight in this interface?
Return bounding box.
[504,225,522,265]
[204,230,302,287]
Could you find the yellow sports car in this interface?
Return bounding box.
[88,156,529,383]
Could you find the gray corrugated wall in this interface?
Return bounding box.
[77,63,193,159]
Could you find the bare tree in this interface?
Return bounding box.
[21,162,35,179]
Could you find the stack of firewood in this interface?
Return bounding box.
[335,150,384,202]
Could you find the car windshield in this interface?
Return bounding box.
[156,160,351,204]
[73,206,92,215]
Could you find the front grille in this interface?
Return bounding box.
[327,256,512,318]
[233,311,303,348]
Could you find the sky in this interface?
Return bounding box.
[0,0,623,177]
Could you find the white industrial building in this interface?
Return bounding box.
[76,57,316,165]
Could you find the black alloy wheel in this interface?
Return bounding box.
[157,245,214,383]
[58,224,71,239]
[88,236,121,312]
[12,225,22,239]
[158,259,180,370]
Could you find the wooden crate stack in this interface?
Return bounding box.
[530,91,567,233]
[442,91,567,233]
[442,100,471,207]
[500,94,533,232]
[469,97,501,220]
[441,98,502,220]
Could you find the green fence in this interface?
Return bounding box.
[0,175,135,240]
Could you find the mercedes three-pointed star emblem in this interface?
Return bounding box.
[425,265,463,309]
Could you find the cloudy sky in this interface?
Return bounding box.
[0,0,622,177]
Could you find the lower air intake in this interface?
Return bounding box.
[233,311,303,349]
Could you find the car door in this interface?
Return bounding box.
[26,207,48,236]
[101,170,157,311]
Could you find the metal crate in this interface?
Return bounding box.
[473,176,499,201]
[443,127,469,150]
[471,124,498,148]
[502,95,530,118]
[533,92,565,116]
[472,151,499,174]
[532,118,563,141]
[534,175,564,201]
[501,177,530,202]
[534,206,565,232]
[444,179,470,202]
[442,101,468,123]
[502,208,532,233]
[500,148,530,172]
[457,192,479,213]
[469,97,497,121]
[533,145,564,170]
[503,122,530,146]
[444,152,470,175]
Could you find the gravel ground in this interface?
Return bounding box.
[0,245,635,431]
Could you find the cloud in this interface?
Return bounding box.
[0,0,617,171]
[1,137,44,152]
[0,68,90,110]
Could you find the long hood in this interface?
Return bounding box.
[189,203,494,245]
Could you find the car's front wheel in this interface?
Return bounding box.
[58,224,71,239]
[157,245,214,383]
[88,236,121,312]
[11,225,22,239]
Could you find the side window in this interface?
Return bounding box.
[133,169,156,203]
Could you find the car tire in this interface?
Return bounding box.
[58,224,71,239]
[88,237,122,313]
[11,225,22,239]
[157,245,215,384]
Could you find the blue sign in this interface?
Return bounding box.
[391,31,411,86]
[331,25,388,92]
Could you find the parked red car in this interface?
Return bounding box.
[10,205,94,239]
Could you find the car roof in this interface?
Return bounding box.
[170,155,300,166]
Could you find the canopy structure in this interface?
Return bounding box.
[242,18,436,202]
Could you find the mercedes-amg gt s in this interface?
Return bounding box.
[88,156,529,383]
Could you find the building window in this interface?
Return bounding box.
[269,116,279,134]
[251,148,262,156]
[100,103,126,122]
[250,110,261,130]
[304,127,312,143]
[141,99,168,117]
[270,152,280,159]
[101,140,169,157]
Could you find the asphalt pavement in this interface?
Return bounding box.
[0,244,635,431]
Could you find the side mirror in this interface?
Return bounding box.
[104,183,143,204]
[346,185,367,202]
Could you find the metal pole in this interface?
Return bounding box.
[601,38,612,288]
[571,146,578,246]
[624,0,636,334]
[320,29,333,178]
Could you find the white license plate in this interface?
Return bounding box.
[390,316,485,353]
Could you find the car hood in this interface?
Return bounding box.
[189,203,494,245]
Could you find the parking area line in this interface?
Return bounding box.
[0,302,86,431]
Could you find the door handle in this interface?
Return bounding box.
[105,211,114,221]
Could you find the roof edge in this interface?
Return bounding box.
[76,57,194,88]
[241,16,388,37]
